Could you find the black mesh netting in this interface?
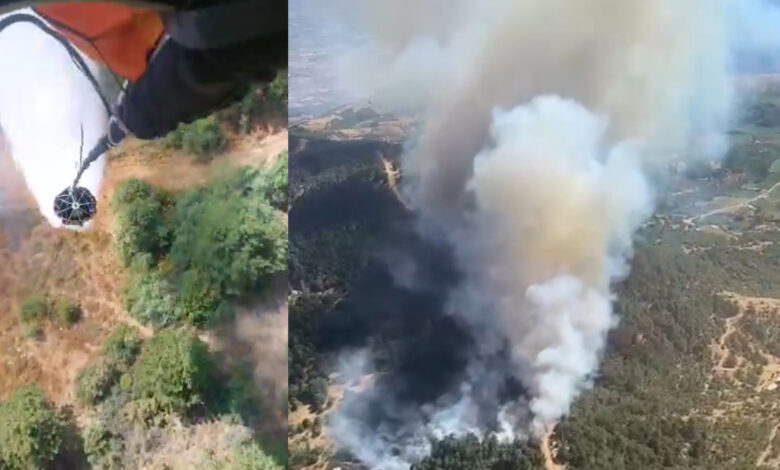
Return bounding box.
[53,186,97,226]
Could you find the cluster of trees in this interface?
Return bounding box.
[176,70,288,138]
[81,143,288,468]
[1,80,289,469]
[230,70,288,134]
[191,442,282,470]
[288,293,333,412]
[74,325,281,469]
[165,116,226,159]
[0,386,69,470]
[412,435,544,470]
[75,325,141,407]
[410,234,780,470]
[112,163,287,328]
[162,70,289,159]
[548,236,780,469]
[288,155,391,411]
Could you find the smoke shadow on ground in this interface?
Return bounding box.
[291,135,472,401]
[209,273,289,457]
[290,134,531,444]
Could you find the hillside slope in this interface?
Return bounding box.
[289,93,780,470]
[0,127,288,468]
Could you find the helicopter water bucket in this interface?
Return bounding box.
[53,186,97,226]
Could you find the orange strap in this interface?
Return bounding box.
[35,3,164,81]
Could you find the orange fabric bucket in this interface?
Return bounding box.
[36,2,163,81]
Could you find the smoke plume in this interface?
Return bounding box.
[311,0,780,468]
[0,10,108,227]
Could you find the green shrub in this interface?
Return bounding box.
[83,420,123,470]
[102,324,142,367]
[123,259,179,327]
[130,329,220,418]
[54,299,81,326]
[75,358,120,406]
[0,386,66,470]
[20,295,50,322]
[112,180,170,266]
[412,434,544,470]
[225,360,261,425]
[74,325,142,408]
[114,169,286,328]
[227,161,287,210]
[267,70,287,106]
[233,71,287,133]
[21,322,43,341]
[118,373,133,393]
[299,377,328,413]
[165,116,225,159]
[259,151,288,209]
[170,175,287,298]
[174,268,225,326]
[195,441,282,470]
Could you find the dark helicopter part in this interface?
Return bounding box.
[53,186,97,226]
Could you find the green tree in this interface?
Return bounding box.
[102,324,142,367]
[112,179,170,266]
[83,421,123,470]
[75,325,143,407]
[170,170,287,298]
[195,441,282,470]
[75,358,120,406]
[123,258,179,327]
[0,386,66,470]
[165,116,225,159]
[130,329,220,418]
[412,434,544,470]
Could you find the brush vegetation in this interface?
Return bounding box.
[164,116,225,160]
[0,386,67,470]
[113,164,287,328]
[76,325,282,469]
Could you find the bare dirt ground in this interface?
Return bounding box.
[686,182,780,226]
[706,292,780,468]
[541,430,565,470]
[0,129,288,442]
[711,293,780,386]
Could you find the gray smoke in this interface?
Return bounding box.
[0,10,107,228]
[311,1,780,468]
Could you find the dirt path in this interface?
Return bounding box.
[687,181,780,224]
[757,423,780,467]
[712,306,744,374]
[541,430,565,470]
[711,292,780,390]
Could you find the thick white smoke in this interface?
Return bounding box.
[0,10,107,227]
[315,0,780,468]
[458,97,651,434]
